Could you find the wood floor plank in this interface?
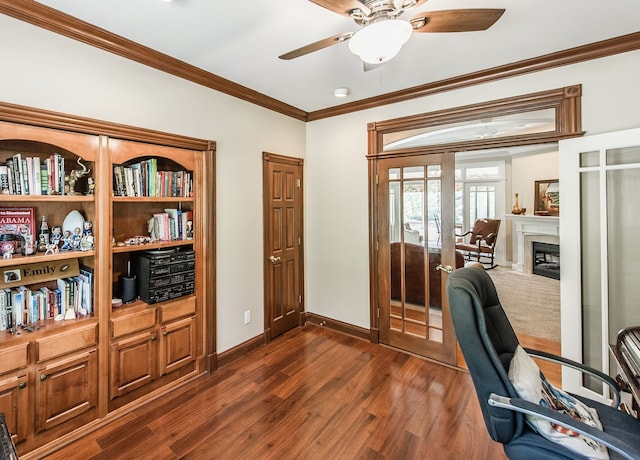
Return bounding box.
[46,325,507,460]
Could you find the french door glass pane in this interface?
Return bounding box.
[580,170,602,392]
[607,167,640,336]
[387,165,444,342]
[606,145,640,166]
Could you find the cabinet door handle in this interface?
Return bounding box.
[40,374,47,381]
[151,335,157,341]
[163,331,168,336]
[18,382,26,389]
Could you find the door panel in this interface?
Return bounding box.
[264,153,304,339]
[560,128,640,402]
[378,154,457,363]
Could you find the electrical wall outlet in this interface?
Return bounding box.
[244,310,251,324]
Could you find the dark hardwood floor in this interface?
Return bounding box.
[45,325,506,460]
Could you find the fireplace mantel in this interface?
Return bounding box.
[506,214,559,272]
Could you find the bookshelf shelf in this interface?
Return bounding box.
[111,240,193,254]
[111,196,193,203]
[0,195,94,202]
[0,250,94,268]
[0,316,97,342]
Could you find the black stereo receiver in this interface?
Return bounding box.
[133,247,195,304]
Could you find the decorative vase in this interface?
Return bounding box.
[512,193,526,215]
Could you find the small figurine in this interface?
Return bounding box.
[80,221,94,251]
[71,227,82,250]
[68,158,91,196]
[2,244,13,259]
[37,216,49,252]
[60,230,72,250]
[50,226,62,246]
[87,177,95,196]
[186,220,193,239]
[83,220,93,236]
[45,243,58,255]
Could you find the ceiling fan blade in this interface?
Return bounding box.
[279,32,353,60]
[308,0,370,17]
[410,9,505,33]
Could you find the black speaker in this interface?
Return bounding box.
[121,274,137,304]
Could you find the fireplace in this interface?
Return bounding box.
[532,242,560,280]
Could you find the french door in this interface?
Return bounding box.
[377,153,457,364]
[560,128,640,402]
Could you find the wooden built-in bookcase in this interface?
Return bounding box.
[0,102,215,456]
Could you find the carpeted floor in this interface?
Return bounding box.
[487,266,560,342]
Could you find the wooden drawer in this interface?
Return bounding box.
[111,308,156,339]
[36,324,98,363]
[0,343,29,375]
[159,296,196,323]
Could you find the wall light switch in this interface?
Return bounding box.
[244,310,251,324]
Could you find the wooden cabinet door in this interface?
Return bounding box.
[110,330,157,399]
[35,350,97,433]
[159,316,196,376]
[0,373,28,445]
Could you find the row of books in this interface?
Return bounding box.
[0,267,93,331]
[113,160,192,197]
[0,153,66,196]
[619,329,640,380]
[150,209,194,241]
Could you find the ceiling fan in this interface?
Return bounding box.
[279,0,505,65]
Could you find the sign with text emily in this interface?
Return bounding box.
[1,259,79,289]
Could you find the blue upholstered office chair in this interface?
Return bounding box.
[446,267,640,460]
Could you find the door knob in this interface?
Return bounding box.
[436,264,454,274]
[268,256,281,263]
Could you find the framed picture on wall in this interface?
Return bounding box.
[534,179,559,216]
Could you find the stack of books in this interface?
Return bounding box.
[113,159,192,197]
[0,153,66,195]
[0,265,93,330]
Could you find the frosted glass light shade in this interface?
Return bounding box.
[348,19,413,64]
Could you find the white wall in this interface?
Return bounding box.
[305,51,640,328]
[0,15,307,353]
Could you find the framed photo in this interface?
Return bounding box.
[534,179,559,216]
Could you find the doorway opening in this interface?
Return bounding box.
[368,86,581,366]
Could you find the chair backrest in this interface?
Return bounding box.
[469,218,501,246]
[446,267,523,444]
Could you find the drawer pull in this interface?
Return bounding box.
[151,336,157,342]
[18,382,26,389]
[40,374,47,381]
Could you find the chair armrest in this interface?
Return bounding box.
[489,393,640,460]
[455,230,472,238]
[524,348,621,407]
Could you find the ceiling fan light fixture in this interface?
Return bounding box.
[348,18,412,64]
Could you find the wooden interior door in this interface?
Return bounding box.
[377,153,457,364]
[263,153,304,340]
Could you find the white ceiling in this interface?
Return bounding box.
[33,0,640,113]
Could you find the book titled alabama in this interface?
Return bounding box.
[0,207,36,242]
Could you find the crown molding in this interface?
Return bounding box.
[0,0,308,122]
[0,101,214,151]
[2,1,640,123]
[307,31,640,121]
